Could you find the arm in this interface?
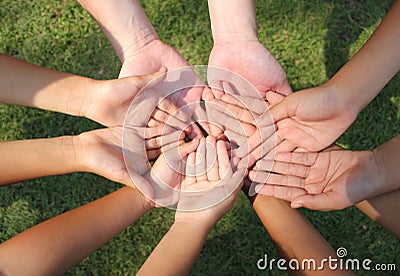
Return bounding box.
[0,54,166,126]
[245,190,353,275]
[270,0,400,151]
[0,99,189,187]
[0,54,91,119]
[207,0,291,102]
[356,190,400,239]
[0,136,78,186]
[328,0,400,113]
[208,0,258,42]
[0,187,152,275]
[138,137,244,275]
[77,0,157,62]
[251,135,400,211]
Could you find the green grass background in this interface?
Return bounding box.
[0,0,399,274]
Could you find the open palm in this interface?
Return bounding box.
[252,149,381,211]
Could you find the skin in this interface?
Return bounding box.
[0,54,192,187]
[207,0,291,96]
[253,136,400,211]
[138,137,244,275]
[243,189,353,275]
[0,139,202,275]
[77,0,207,132]
[0,54,167,127]
[0,187,152,275]
[265,0,400,152]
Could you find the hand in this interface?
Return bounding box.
[175,136,245,228]
[203,87,277,169]
[208,40,292,99]
[269,85,359,152]
[143,139,199,207]
[119,39,207,133]
[73,97,189,188]
[251,149,383,211]
[81,67,166,127]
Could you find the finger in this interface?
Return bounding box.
[145,125,175,139]
[202,87,215,101]
[209,80,224,99]
[191,103,210,136]
[205,136,219,181]
[248,170,305,188]
[234,124,276,158]
[254,159,310,178]
[196,138,207,181]
[275,139,296,153]
[145,131,185,150]
[185,152,197,186]
[147,118,162,127]
[147,149,160,161]
[265,91,286,106]
[255,184,306,202]
[291,193,348,211]
[217,140,233,179]
[221,93,268,116]
[209,98,255,126]
[225,129,247,146]
[125,66,168,94]
[274,152,318,166]
[157,98,190,123]
[152,108,190,132]
[161,139,199,176]
[237,131,279,169]
[209,122,225,138]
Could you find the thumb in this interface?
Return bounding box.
[123,66,168,96]
[268,94,295,124]
[291,193,340,211]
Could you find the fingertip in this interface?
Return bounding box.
[291,201,303,209]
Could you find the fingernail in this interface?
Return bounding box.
[291,202,303,208]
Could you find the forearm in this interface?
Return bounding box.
[208,0,258,42]
[77,0,158,61]
[373,135,400,194]
[0,136,80,186]
[0,54,92,117]
[250,194,350,275]
[356,189,400,239]
[0,187,151,275]
[329,0,400,113]
[137,222,210,275]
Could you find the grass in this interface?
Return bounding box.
[0,0,399,274]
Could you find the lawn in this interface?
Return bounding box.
[0,0,399,275]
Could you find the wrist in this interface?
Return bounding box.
[372,136,400,193]
[65,77,98,119]
[171,220,212,237]
[208,0,258,44]
[324,79,361,121]
[60,135,85,173]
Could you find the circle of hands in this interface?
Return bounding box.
[78,38,366,213]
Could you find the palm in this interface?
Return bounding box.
[273,87,358,151]
[302,150,379,209]
[208,41,292,97]
[78,127,132,186]
[119,39,203,106]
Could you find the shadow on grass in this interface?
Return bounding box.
[324,0,395,78]
[324,0,400,150]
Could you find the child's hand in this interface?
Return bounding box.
[250,149,383,211]
[203,85,287,170]
[175,136,246,229]
[142,139,199,207]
